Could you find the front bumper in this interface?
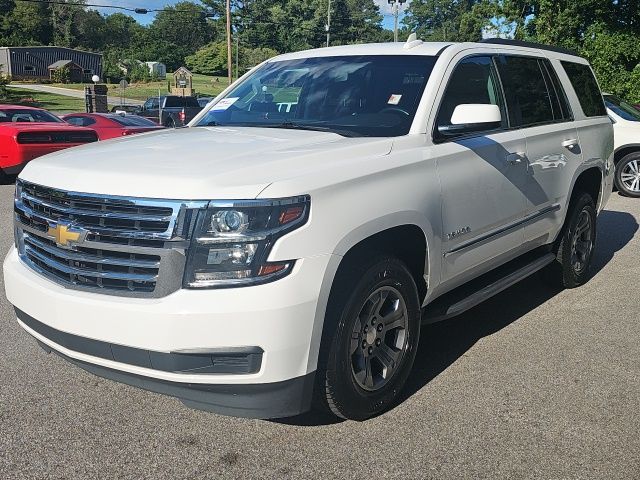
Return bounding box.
[4,247,337,418]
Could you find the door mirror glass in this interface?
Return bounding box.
[438,104,502,135]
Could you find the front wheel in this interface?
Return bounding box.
[316,256,421,421]
[614,153,640,198]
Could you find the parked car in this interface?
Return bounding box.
[110,104,142,115]
[604,94,640,197]
[62,113,165,140]
[5,38,614,421]
[197,97,214,108]
[0,105,98,178]
[139,95,202,127]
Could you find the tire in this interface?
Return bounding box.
[543,192,597,289]
[164,118,176,128]
[315,256,421,421]
[614,153,640,198]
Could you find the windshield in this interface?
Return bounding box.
[195,55,437,137]
[0,108,63,123]
[604,95,640,122]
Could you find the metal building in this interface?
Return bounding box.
[0,46,102,82]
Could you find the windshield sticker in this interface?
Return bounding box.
[387,94,402,105]
[212,97,239,111]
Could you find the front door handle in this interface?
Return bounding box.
[506,152,526,165]
[562,138,579,149]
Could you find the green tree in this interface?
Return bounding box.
[1,2,52,46]
[146,1,215,70]
[403,0,496,41]
[51,0,86,47]
[186,41,228,75]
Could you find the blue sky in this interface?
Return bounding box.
[91,0,409,29]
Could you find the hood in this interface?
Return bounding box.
[19,126,392,199]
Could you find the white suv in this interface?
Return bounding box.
[604,93,640,197]
[4,38,614,420]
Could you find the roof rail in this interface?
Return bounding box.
[479,38,579,57]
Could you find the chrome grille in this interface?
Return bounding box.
[14,180,207,297]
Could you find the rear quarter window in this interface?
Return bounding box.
[560,61,606,117]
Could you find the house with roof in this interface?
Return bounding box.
[0,46,102,82]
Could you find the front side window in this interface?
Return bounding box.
[196,55,437,137]
[560,61,606,117]
[497,56,555,127]
[604,94,640,122]
[434,56,506,139]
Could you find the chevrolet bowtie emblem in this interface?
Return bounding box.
[47,223,84,247]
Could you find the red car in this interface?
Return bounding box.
[62,113,164,140]
[0,105,98,177]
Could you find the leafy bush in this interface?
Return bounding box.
[128,63,151,83]
[51,65,70,84]
[0,65,10,99]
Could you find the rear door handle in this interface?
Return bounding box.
[562,138,579,149]
[506,152,526,165]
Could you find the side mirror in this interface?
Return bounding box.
[438,104,502,136]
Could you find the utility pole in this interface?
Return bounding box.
[226,0,232,85]
[388,0,407,42]
[325,0,331,47]
[235,33,239,81]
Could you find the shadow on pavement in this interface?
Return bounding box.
[398,208,637,411]
[0,174,17,186]
[278,208,638,426]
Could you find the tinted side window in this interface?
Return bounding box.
[435,56,506,139]
[541,60,572,121]
[497,56,554,127]
[560,61,606,117]
[65,116,84,126]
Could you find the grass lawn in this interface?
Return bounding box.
[52,74,229,101]
[1,87,86,113]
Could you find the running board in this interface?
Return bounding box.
[422,252,556,324]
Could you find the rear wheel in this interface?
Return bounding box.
[543,192,597,289]
[614,153,640,198]
[315,256,421,421]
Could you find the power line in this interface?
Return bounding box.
[15,0,211,15]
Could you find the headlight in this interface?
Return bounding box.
[183,195,310,288]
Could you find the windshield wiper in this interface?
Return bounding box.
[261,121,358,137]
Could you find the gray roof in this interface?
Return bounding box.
[48,60,80,70]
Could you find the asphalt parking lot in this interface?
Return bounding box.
[1,183,639,480]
